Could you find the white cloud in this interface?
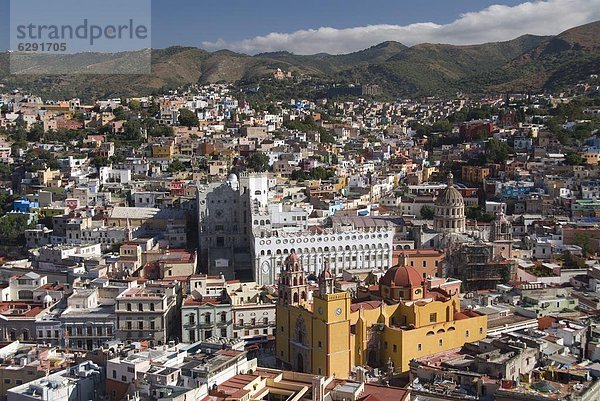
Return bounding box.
[202,0,600,55]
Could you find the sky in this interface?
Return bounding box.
[1,0,599,54]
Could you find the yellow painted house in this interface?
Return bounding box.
[276,250,487,378]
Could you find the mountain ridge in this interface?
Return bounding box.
[0,21,598,100]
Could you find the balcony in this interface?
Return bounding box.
[234,322,274,330]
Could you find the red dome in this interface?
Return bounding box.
[380,265,423,288]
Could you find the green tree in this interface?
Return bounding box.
[247,153,270,172]
[122,120,144,141]
[572,232,592,256]
[167,159,187,173]
[28,123,44,142]
[128,99,141,111]
[0,214,32,245]
[486,139,512,164]
[290,170,309,181]
[420,205,435,219]
[178,109,199,127]
[564,152,584,166]
[112,106,127,120]
[320,131,336,144]
[91,156,111,170]
[149,124,175,137]
[466,207,495,222]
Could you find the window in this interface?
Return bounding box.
[121,376,126,382]
[392,344,397,352]
[429,313,437,323]
[112,370,117,379]
[205,314,211,324]
[16,380,22,385]
[126,303,131,311]
[221,312,227,322]
[138,303,143,312]
[439,339,443,347]
[4,379,10,384]
[127,367,134,373]
[220,328,227,337]
[150,321,155,330]
[479,327,483,335]
[318,341,322,349]
[418,343,422,351]
[150,303,155,311]
[189,315,195,324]
[138,321,143,330]
[466,330,470,338]
[126,321,132,330]
[263,317,269,324]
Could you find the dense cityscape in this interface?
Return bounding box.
[1,3,600,401]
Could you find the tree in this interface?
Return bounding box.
[128,99,141,111]
[28,123,44,142]
[167,159,187,173]
[112,106,127,120]
[564,152,584,166]
[0,214,32,245]
[290,170,309,181]
[320,131,336,144]
[91,156,111,170]
[148,124,174,137]
[486,139,512,164]
[572,232,592,256]
[420,205,435,219]
[466,207,494,222]
[178,109,199,127]
[247,153,270,172]
[122,121,144,141]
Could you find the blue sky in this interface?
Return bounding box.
[1,0,598,54]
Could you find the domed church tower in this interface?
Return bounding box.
[490,206,512,242]
[434,173,466,234]
[278,249,307,306]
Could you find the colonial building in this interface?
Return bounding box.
[276,250,487,378]
[115,283,180,346]
[198,173,395,285]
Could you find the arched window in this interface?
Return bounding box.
[293,293,299,303]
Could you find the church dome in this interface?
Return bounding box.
[435,173,464,207]
[380,265,423,288]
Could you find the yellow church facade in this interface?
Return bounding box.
[276,250,487,378]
